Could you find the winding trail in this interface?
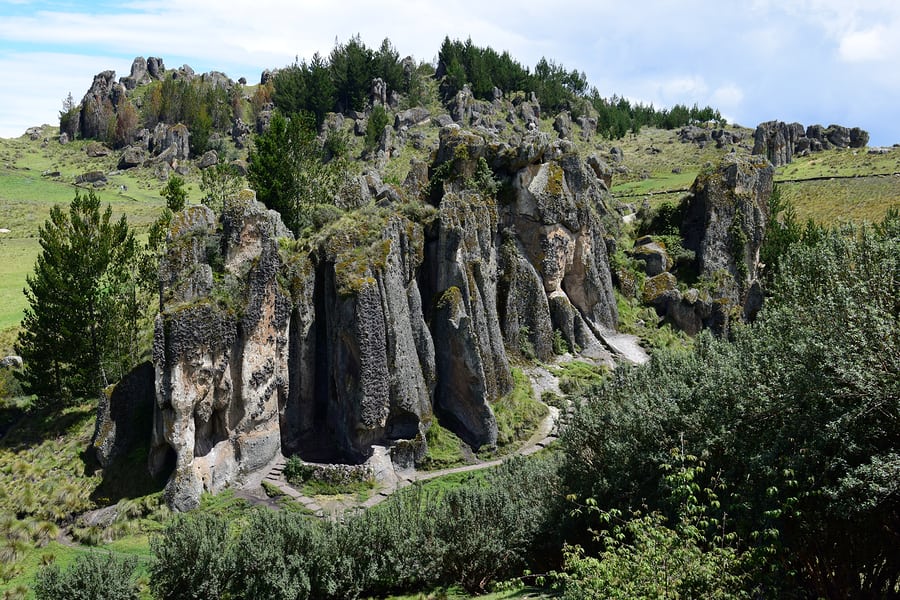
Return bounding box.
[237,363,568,517]
[238,345,646,517]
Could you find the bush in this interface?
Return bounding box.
[34,553,138,600]
[365,105,390,152]
[149,512,231,600]
[228,510,321,600]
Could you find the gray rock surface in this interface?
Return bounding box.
[753,120,869,165]
[680,154,773,317]
[151,192,291,510]
[92,362,155,467]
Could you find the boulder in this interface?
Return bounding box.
[85,142,111,157]
[147,56,165,79]
[553,111,573,140]
[629,238,672,276]
[395,107,431,129]
[120,57,151,90]
[76,170,107,184]
[371,77,387,107]
[118,145,146,169]
[79,70,124,140]
[751,120,804,166]
[198,150,218,169]
[0,356,22,369]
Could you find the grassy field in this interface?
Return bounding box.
[607,126,900,223]
[0,129,217,346]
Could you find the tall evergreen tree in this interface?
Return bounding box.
[15,190,141,402]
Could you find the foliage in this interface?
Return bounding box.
[143,75,233,154]
[149,512,231,600]
[248,111,344,234]
[34,552,138,600]
[15,190,145,402]
[759,184,802,286]
[365,104,390,152]
[561,211,900,595]
[272,36,407,120]
[148,455,562,598]
[228,510,321,600]
[58,92,79,140]
[199,162,242,216]
[557,453,751,599]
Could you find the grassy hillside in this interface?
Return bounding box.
[608,125,900,223]
[0,129,211,347]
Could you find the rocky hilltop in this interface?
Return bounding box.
[139,118,625,509]
[72,56,788,511]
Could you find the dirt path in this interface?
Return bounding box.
[241,365,565,517]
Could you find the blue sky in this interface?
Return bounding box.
[2,0,900,145]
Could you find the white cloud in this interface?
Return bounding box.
[1,0,900,144]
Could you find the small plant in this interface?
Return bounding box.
[552,329,570,355]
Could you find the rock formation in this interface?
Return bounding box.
[148,119,624,510]
[752,120,869,166]
[150,192,291,511]
[680,154,772,319]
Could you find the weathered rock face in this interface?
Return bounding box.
[93,362,155,467]
[752,120,869,165]
[680,154,773,319]
[284,214,436,460]
[79,70,126,140]
[150,120,623,509]
[150,193,291,511]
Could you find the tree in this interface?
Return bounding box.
[199,162,242,216]
[15,190,141,402]
[59,92,79,140]
[248,111,344,234]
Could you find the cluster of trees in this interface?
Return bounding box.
[436,36,721,138]
[562,208,899,596]
[272,36,412,124]
[437,36,586,114]
[144,75,242,155]
[14,191,149,402]
[247,111,346,235]
[591,93,723,139]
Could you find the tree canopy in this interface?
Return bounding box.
[15,190,144,402]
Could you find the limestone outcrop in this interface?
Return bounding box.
[149,119,623,510]
[679,154,773,321]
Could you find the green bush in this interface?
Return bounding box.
[34,553,138,600]
[228,510,320,600]
[561,212,900,595]
[149,512,231,600]
[365,105,390,152]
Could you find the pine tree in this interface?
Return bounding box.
[15,190,140,403]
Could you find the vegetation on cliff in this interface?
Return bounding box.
[0,32,898,600]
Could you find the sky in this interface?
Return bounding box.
[1,0,900,145]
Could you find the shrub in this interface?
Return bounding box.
[149,512,231,600]
[34,553,138,600]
